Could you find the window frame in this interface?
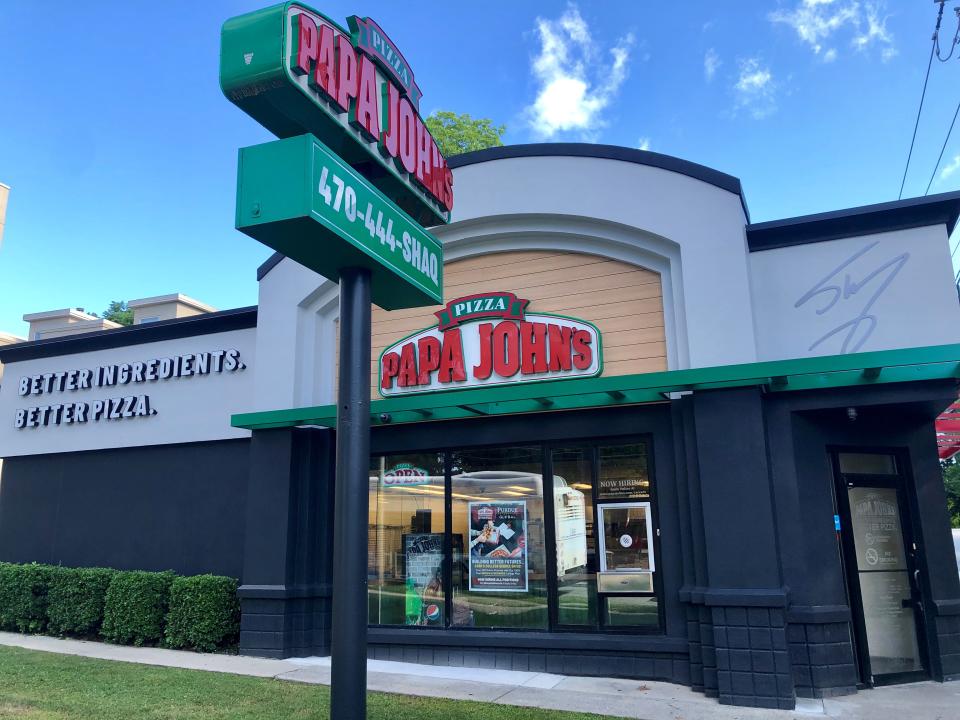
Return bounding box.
[369,433,664,634]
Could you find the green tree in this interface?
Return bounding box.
[425,112,505,158]
[99,300,133,326]
[942,459,960,528]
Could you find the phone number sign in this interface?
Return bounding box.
[236,133,442,309]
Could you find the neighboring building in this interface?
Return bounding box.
[22,309,122,342]
[128,294,217,325]
[19,295,216,342]
[1,145,960,710]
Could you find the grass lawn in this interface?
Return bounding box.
[0,645,619,720]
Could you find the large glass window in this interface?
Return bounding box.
[594,442,659,628]
[450,446,547,629]
[368,438,660,632]
[552,447,596,626]
[368,453,446,626]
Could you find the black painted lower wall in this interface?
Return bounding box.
[788,620,858,698]
[0,439,249,578]
[238,428,335,658]
[367,642,690,683]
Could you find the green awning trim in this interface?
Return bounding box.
[231,342,960,431]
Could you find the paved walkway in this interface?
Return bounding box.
[0,632,957,719]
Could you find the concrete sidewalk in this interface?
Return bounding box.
[0,631,957,720]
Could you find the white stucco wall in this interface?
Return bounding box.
[0,328,255,457]
[749,225,960,360]
[447,156,756,370]
[249,153,757,413]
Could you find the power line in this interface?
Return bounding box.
[925,96,960,195]
[934,5,960,61]
[898,2,947,200]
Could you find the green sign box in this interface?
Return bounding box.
[236,133,443,310]
[220,1,449,226]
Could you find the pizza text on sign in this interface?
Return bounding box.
[379,293,602,396]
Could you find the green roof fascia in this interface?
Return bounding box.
[231,342,960,430]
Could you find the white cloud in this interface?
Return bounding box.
[637,137,651,151]
[704,48,721,81]
[733,58,777,119]
[941,155,960,181]
[769,0,896,62]
[853,3,897,61]
[525,4,634,139]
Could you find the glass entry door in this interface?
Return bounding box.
[833,451,928,685]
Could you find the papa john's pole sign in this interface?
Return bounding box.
[379,293,603,396]
[224,2,447,309]
[221,2,452,227]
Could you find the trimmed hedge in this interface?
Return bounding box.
[0,563,238,652]
[101,570,175,646]
[165,575,240,652]
[0,562,54,633]
[46,567,116,637]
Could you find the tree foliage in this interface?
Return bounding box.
[425,112,505,158]
[99,300,133,326]
[942,459,960,528]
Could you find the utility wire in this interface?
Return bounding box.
[898,2,946,200]
[925,96,960,195]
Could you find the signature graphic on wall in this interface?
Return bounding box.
[794,241,909,354]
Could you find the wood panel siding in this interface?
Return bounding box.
[337,251,667,398]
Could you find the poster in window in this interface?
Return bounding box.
[402,533,444,625]
[468,501,528,592]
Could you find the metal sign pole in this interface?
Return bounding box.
[331,266,372,720]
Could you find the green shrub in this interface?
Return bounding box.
[46,567,116,637]
[0,562,55,633]
[164,575,239,652]
[101,570,174,646]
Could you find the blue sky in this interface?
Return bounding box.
[1,1,959,336]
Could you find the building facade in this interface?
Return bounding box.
[1,145,959,709]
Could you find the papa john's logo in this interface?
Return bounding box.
[379,292,602,397]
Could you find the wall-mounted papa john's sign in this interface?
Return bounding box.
[379,293,603,397]
[220,2,451,227]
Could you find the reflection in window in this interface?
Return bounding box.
[450,447,548,629]
[368,454,446,626]
[366,439,660,632]
[605,596,659,627]
[597,444,649,499]
[598,503,654,572]
[552,447,596,626]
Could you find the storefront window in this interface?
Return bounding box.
[595,442,658,629]
[368,453,446,626]
[598,503,654,572]
[552,447,597,626]
[450,446,548,629]
[605,596,659,627]
[597,443,650,499]
[367,438,659,633]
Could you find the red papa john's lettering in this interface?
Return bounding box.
[292,13,453,213]
[380,321,593,392]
